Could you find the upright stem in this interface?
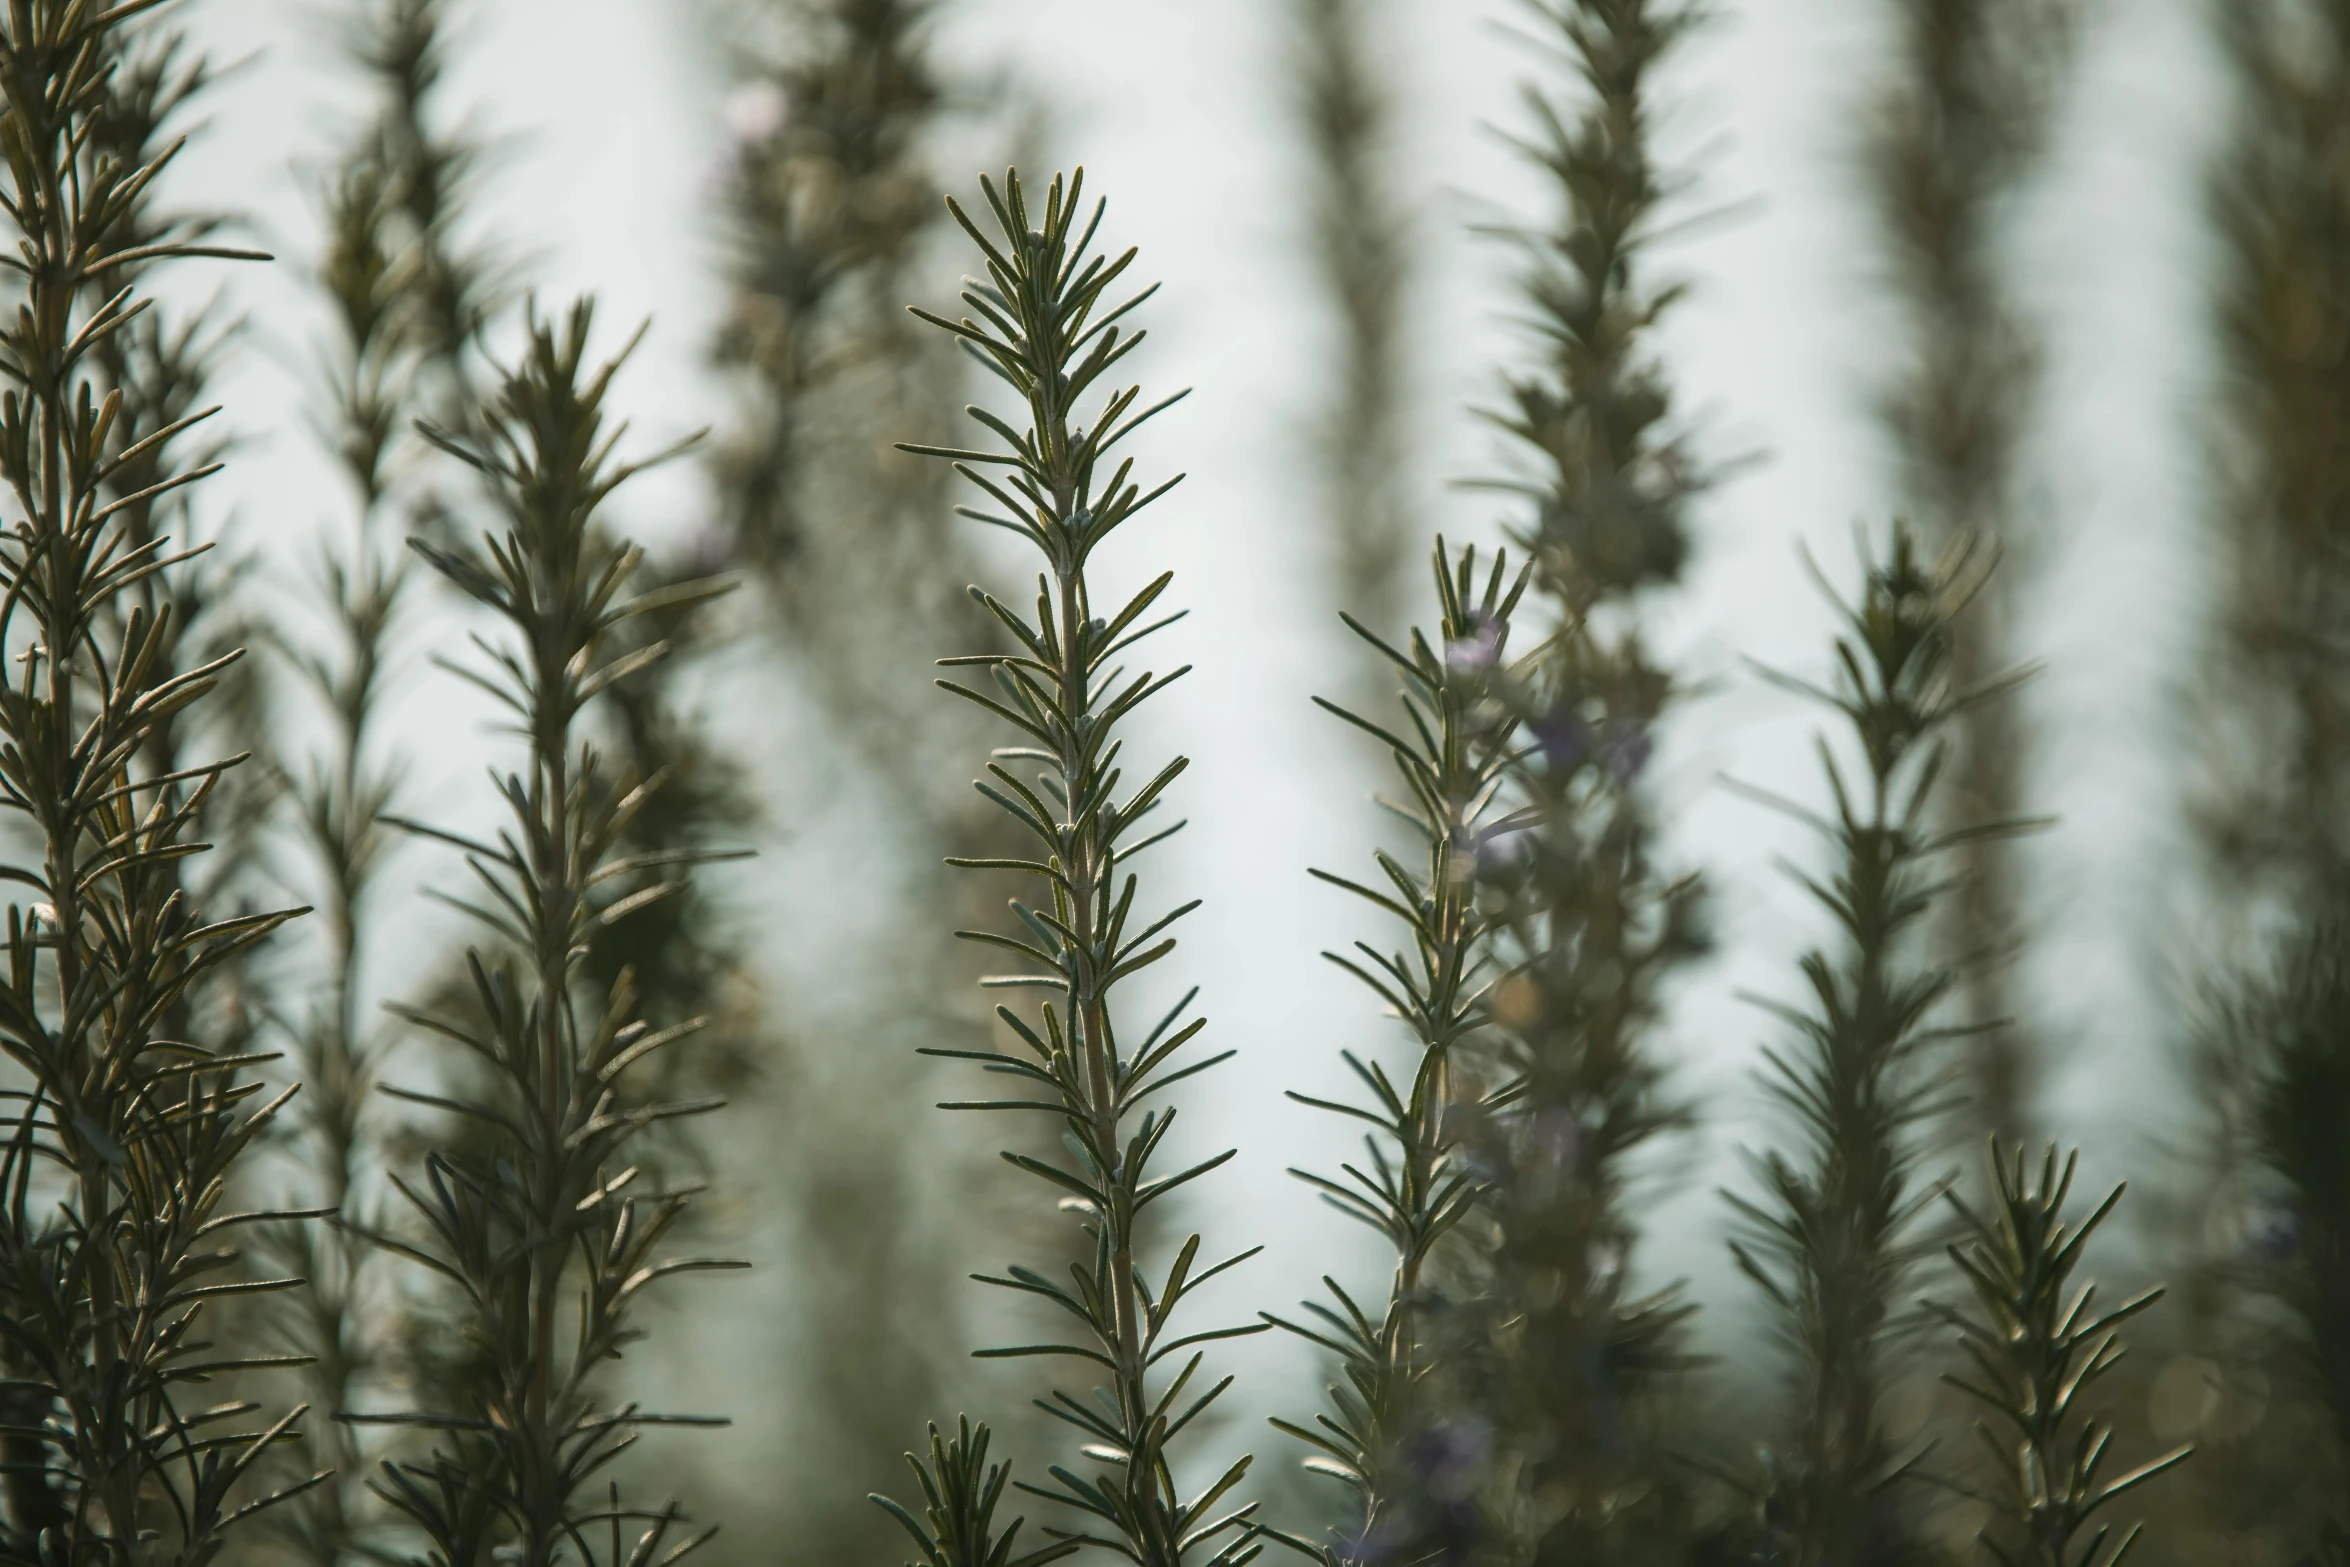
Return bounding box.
[1273,546,1526,1565]
[1868,0,2070,1143]
[897,168,1262,1567]
[1467,0,1711,1554]
[364,305,738,1567]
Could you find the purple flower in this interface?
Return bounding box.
[1532,707,1589,772]
[1446,616,1501,672]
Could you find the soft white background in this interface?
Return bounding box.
[165,0,2219,1520]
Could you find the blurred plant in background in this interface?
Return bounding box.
[1863,0,2075,1148]
[254,3,514,1560]
[1290,0,1413,647]
[1447,2,1715,1560]
[1719,528,2024,1562]
[692,4,1052,1563]
[2155,1,2350,1561]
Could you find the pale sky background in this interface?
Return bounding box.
[163,0,2221,1528]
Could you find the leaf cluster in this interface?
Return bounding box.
[876,1417,1078,1567]
[1481,0,1711,611]
[0,1,312,1559]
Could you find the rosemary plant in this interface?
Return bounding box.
[2173,2,2350,1553]
[1723,525,2023,1562]
[87,16,259,824]
[1864,0,2073,1145]
[1453,0,1713,1557]
[357,305,740,1567]
[259,22,462,1552]
[1488,0,1707,609]
[875,1418,1075,1567]
[1931,1145,2186,1567]
[0,0,316,1556]
[1267,544,1527,1567]
[357,0,502,424]
[1463,619,1700,1565]
[2203,924,2350,1545]
[710,0,945,578]
[1292,0,1412,639]
[883,169,1266,1567]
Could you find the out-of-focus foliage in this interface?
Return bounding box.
[2197,0,2350,909]
[253,8,520,1561]
[696,6,1049,1564]
[2164,2,2350,1561]
[1442,2,1715,1561]
[1864,0,2074,1146]
[1290,0,1413,643]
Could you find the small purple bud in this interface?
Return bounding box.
[1445,617,1501,672]
[1533,708,1588,772]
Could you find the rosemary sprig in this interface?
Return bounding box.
[1267,543,1526,1567]
[877,1418,1078,1567]
[886,167,1266,1567]
[356,0,505,424]
[1458,1,1713,1558]
[355,305,743,1567]
[1724,525,2028,1560]
[1931,1143,2188,1567]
